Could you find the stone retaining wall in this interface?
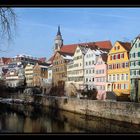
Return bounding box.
[43,96,140,124]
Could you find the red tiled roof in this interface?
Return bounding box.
[48,40,112,63]
[118,41,131,51]
[0,57,12,65]
[60,40,112,54]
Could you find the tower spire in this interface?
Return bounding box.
[54,25,63,52]
[57,25,61,36]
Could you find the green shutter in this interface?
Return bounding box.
[138,52,140,57]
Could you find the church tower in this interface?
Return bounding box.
[54,26,63,52]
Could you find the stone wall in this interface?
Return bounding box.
[43,97,140,124]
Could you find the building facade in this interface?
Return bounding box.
[25,63,35,87]
[52,51,72,87]
[107,41,131,97]
[5,62,25,88]
[129,36,140,101]
[95,53,108,100]
[84,48,97,90]
[67,46,88,90]
[33,63,48,87]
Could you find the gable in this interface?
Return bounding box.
[130,38,140,53]
[74,46,83,57]
[109,41,128,55]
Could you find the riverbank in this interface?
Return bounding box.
[42,96,140,124]
[1,94,140,125]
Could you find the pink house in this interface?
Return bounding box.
[95,53,108,100]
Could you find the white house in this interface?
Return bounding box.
[67,45,88,90]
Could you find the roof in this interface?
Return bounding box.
[118,41,131,51]
[48,40,112,63]
[100,53,108,62]
[0,57,12,65]
[38,57,46,63]
[47,52,56,64]
[60,40,112,54]
[57,51,73,56]
[79,46,88,55]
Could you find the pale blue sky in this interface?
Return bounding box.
[0,8,140,59]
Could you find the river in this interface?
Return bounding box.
[0,92,140,133]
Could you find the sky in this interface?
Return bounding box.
[0,8,140,59]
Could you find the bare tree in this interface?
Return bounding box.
[0,8,16,43]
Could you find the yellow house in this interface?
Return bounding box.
[107,41,131,96]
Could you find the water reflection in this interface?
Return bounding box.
[0,102,140,133]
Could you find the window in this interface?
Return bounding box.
[135,43,137,48]
[109,75,111,81]
[126,84,128,89]
[136,53,138,57]
[86,70,88,74]
[130,70,132,75]
[93,69,94,73]
[136,61,139,66]
[114,84,116,89]
[131,62,134,66]
[108,65,112,70]
[113,74,115,81]
[96,70,98,74]
[89,78,91,82]
[126,74,128,80]
[126,62,129,67]
[130,54,131,58]
[121,84,124,89]
[122,63,125,68]
[89,61,91,65]
[92,78,94,82]
[121,53,124,58]
[118,63,121,68]
[118,54,120,59]
[139,61,140,66]
[110,55,112,60]
[96,78,98,82]
[89,70,91,74]
[133,53,135,58]
[138,52,140,57]
[134,70,136,75]
[117,74,119,81]
[86,62,88,66]
[121,74,124,80]
[92,60,94,64]
[102,70,104,73]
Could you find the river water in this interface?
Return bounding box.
[0,92,140,133]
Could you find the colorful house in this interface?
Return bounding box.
[33,63,48,87]
[25,63,35,87]
[129,36,140,101]
[95,53,108,100]
[67,45,88,90]
[107,41,131,98]
[52,51,73,87]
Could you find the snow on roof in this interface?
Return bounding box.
[62,55,73,60]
